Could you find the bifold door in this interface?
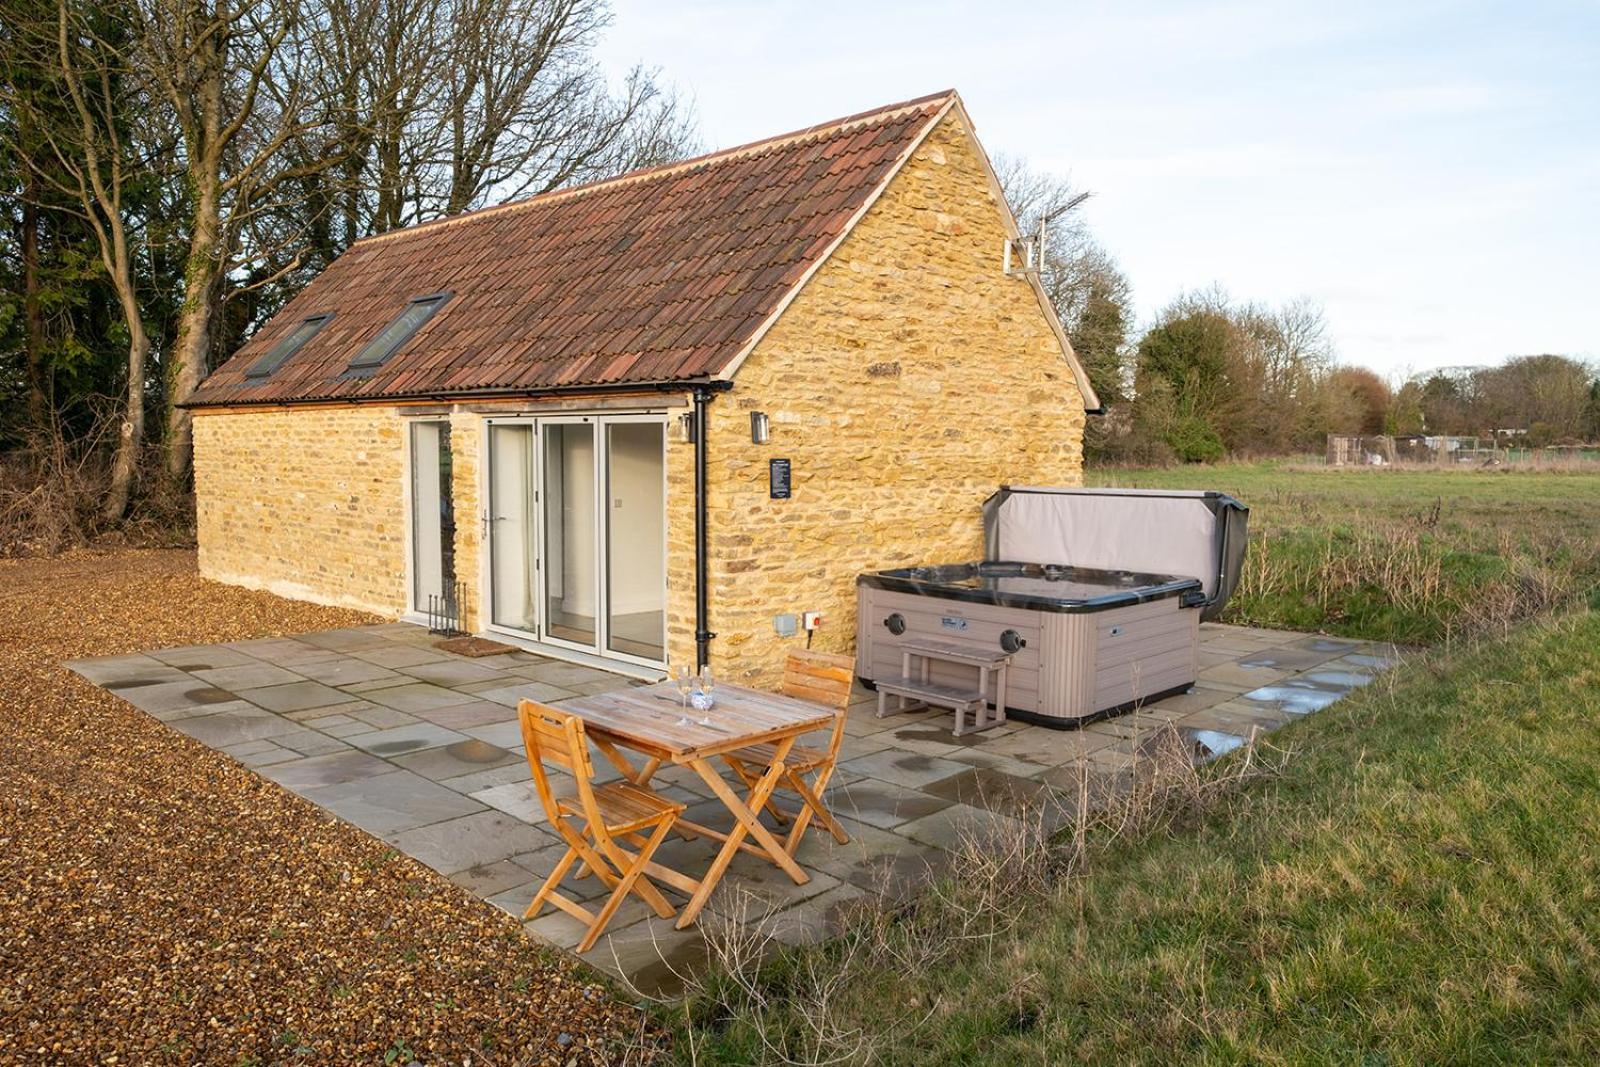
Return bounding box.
[409,421,456,616]
[485,416,665,667]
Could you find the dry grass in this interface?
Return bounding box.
[665,611,1600,1064]
[0,422,195,557]
[1097,463,1600,644]
[663,721,1288,1066]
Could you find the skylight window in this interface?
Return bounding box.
[347,293,451,373]
[244,314,332,380]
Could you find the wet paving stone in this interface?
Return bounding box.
[1237,647,1339,670]
[391,739,521,782]
[837,749,970,789]
[343,722,467,757]
[69,615,1405,989]
[1292,635,1367,654]
[241,680,353,713]
[1181,727,1251,759]
[1238,680,1349,716]
[827,779,953,830]
[922,766,1056,818]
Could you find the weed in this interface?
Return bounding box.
[660,720,1286,1065]
[382,1037,414,1064]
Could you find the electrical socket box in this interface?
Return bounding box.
[802,611,823,631]
[773,613,798,637]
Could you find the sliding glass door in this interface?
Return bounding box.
[604,420,666,662]
[485,415,665,667]
[487,425,536,630]
[409,421,456,615]
[541,420,598,647]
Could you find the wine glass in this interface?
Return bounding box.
[673,663,694,726]
[696,665,715,726]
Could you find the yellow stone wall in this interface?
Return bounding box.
[448,411,485,628]
[192,111,1085,683]
[701,111,1086,686]
[193,405,409,615]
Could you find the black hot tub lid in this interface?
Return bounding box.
[858,561,1204,614]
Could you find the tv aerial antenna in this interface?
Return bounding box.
[1004,190,1091,277]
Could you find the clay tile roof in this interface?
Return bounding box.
[189,90,957,407]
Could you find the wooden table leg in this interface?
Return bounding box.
[677,742,809,930]
[591,735,644,781]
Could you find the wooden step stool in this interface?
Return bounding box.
[875,638,1013,737]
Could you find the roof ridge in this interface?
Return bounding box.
[353,89,958,248]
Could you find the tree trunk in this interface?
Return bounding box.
[164,166,223,486]
[103,280,149,523]
[21,160,49,429]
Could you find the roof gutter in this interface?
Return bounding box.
[179,376,723,411]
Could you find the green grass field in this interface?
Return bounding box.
[674,610,1600,1064]
[1091,463,1600,644]
[667,463,1600,1064]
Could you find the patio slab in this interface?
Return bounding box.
[385,810,558,875]
[240,680,353,714]
[342,721,469,757]
[70,617,1398,991]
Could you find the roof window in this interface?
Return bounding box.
[244,314,332,380]
[347,293,451,373]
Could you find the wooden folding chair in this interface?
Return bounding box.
[518,700,687,952]
[721,649,855,856]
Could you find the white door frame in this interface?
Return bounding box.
[480,411,668,670]
[401,416,453,624]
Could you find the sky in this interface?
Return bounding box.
[596,0,1598,378]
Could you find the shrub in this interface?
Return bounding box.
[1164,414,1225,463]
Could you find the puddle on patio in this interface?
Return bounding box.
[1185,728,1250,759]
[1303,669,1376,689]
[1239,681,1347,716]
[447,739,512,763]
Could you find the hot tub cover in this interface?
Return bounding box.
[982,487,1248,621]
[858,561,1202,613]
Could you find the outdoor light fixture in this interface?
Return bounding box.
[750,411,770,444]
[679,411,697,443]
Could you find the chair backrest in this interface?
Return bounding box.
[518,700,600,842]
[782,649,855,758]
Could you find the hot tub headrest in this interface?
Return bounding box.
[982,487,1248,622]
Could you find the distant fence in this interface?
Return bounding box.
[1326,435,1600,467]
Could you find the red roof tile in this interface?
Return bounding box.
[189,91,955,407]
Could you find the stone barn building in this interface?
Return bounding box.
[186,90,1097,684]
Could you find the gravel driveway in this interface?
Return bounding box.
[0,549,653,1064]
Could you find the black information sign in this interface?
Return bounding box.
[769,457,792,499]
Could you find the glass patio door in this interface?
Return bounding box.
[487,424,536,630]
[485,415,665,667]
[603,420,666,662]
[540,420,598,648]
[409,421,456,614]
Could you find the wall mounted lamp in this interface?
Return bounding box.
[750,411,770,444]
[678,411,697,444]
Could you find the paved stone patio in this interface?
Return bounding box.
[69,621,1399,993]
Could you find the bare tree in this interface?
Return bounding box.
[9,0,159,520]
[133,0,353,485]
[995,154,1133,404]
[313,0,694,237]
[142,0,693,484]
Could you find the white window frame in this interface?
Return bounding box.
[478,409,669,671]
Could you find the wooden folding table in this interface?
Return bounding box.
[559,680,835,929]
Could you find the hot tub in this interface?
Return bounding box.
[855,488,1248,728]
